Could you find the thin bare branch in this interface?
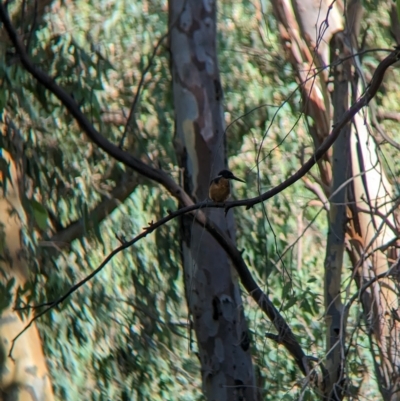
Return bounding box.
[13,199,310,374]
[1,2,398,215]
[345,257,400,314]
[119,32,169,148]
[2,1,398,377]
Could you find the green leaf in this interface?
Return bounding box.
[281,281,292,298]
[301,298,313,315]
[283,295,297,311]
[91,210,105,249]
[5,277,15,292]
[82,202,90,234]
[30,199,48,230]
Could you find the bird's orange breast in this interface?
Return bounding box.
[209,177,230,202]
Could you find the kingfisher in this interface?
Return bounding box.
[208,169,245,203]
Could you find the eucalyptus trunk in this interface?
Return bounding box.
[272,0,400,399]
[0,138,54,401]
[169,1,256,400]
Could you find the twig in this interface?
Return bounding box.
[1,2,398,215]
[344,258,400,314]
[12,198,310,374]
[119,32,169,149]
[2,2,398,375]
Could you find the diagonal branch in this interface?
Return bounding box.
[14,201,310,374]
[48,171,138,245]
[0,2,177,195]
[0,2,308,373]
[2,2,397,376]
[1,2,398,216]
[226,45,400,211]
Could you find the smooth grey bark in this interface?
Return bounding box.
[323,32,352,400]
[169,1,257,400]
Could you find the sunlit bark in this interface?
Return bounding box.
[272,0,400,399]
[0,130,54,401]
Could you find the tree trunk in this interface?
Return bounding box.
[323,31,352,400]
[340,3,400,399]
[169,1,257,400]
[272,0,400,399]
[0,138,54,401]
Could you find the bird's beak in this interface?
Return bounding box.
[231,175,245,183]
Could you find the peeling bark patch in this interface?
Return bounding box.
[205,57,215,75]
[182,119,199,196]
[172,32,192,79]
[3,383,41,401]
[0,314,17,325]
[193,29,207,63]
[25,365,38,376]
[193,28,214,75]
[181,91,199,121]
[202,0,213,13]
[202,310,219,339]
[179,4,193,32]
[22,384,40,401]
[199,94,214,142]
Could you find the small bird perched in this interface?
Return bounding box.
[209,169,245,203]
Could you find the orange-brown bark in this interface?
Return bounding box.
[0,145,54,401]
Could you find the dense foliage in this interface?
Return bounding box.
[2,0,400,399]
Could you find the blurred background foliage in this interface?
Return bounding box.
[1,0,400,399]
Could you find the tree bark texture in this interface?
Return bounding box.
[0,128,54,401]
[169,1,257,400]
[345,50,400,398]
[342,3,400,399]
[272,0,400,399]
[323,32,352,400]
